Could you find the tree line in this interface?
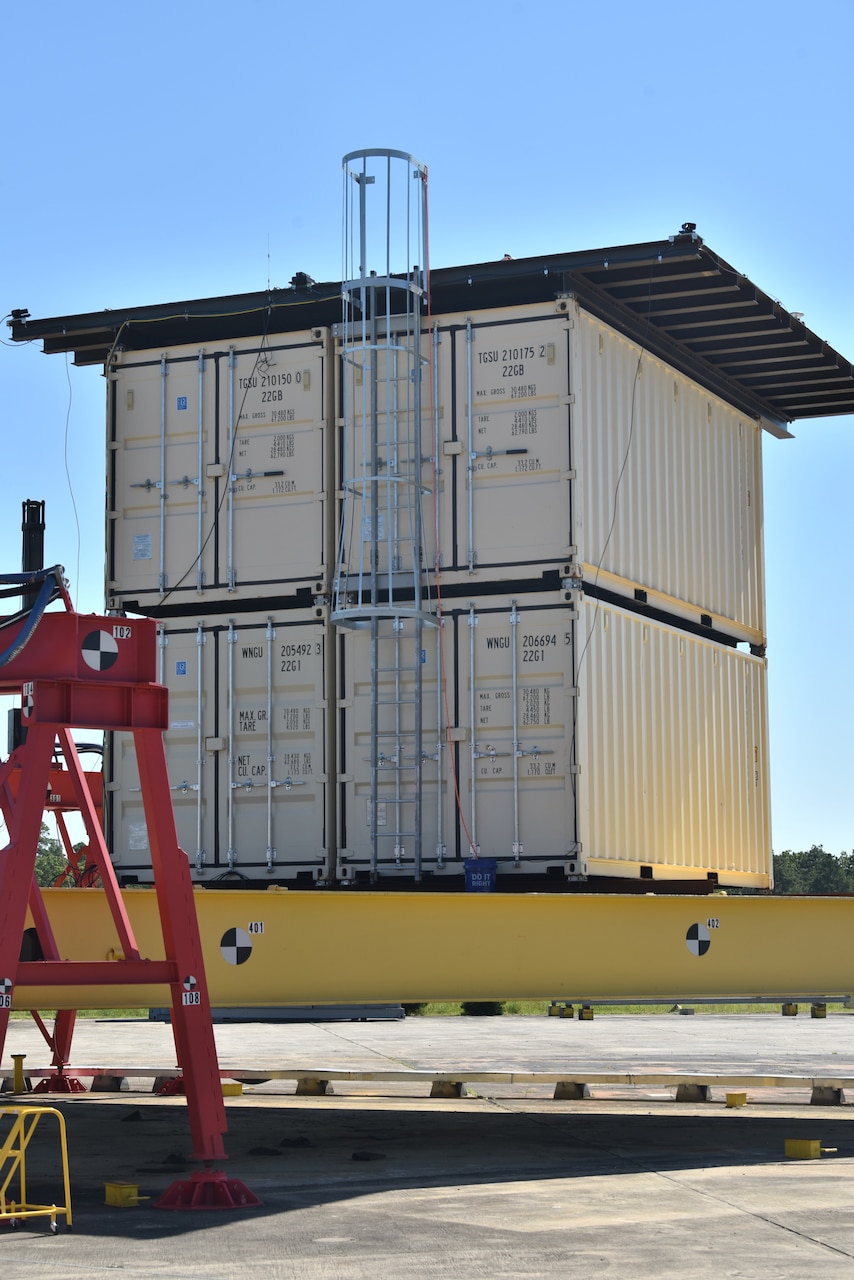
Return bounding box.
[33,825,852,894]
[772,846,854,894]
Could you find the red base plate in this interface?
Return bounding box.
[32,1075,88,1094]
[154,1170,262,1210]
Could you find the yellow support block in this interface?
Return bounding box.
[16,889,854,1010]
[784,1139,821,1160]
[105,1181,149,1207]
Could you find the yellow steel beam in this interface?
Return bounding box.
[16,889,854,1010]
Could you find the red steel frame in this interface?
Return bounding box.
[0,602,258,1208]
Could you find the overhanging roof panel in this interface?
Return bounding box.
[8,234,854,426]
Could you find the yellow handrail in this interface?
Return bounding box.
[0,1105,72,1233]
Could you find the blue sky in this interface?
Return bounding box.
[1,0,852,855]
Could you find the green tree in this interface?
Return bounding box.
[34,822,69,886]
[773,846,854,894]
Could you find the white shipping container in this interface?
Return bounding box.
[575,597,771,888]
[106,609,331,883]
[426,301,764,642]
[107,329,331,609]
[335,587,770,888]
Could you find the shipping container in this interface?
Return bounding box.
[569,305,765,643]
[334,587,770,889]
[105,608,332,883]
[420,300,764,644]
[105,301,764,643]
[575,597,771,888]
[106,328,332,611]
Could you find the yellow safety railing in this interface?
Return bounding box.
[0,1105,72,1233]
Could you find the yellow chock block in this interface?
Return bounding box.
[726,1092,748,1108]
[559,1004,575,1019]
[811,1003,827,1019]
[221,1081,243,1097]
[105,1181,149,1207]
[784,1139,821,1160]
[578,1006,594,1021]
[781,1003,799,1017]
[548,1002,562,1017]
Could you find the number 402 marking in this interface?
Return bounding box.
[707,917,720,929]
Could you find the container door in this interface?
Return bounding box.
[159,622,217,874]
[219,333,328,598]
[450,309,572,577]
[108,349,216,608]
[452,596,579,873]
[104,620,216,884]
[218,613,329,881]
[337,620,449,881]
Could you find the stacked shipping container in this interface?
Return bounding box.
[104,293,772,890]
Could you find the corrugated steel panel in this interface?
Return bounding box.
[575,597,771,888]
[105,609,331,883]
[107,329,330,609]
[570,305,765,638]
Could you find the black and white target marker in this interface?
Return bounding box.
[220,927,253,965]
[0,977,13,1008]
[81,629,119,672]
[183,975,198,992]
[686,923,712,957]
[22,682,34,719]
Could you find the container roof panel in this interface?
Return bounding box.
[8,232,854,432]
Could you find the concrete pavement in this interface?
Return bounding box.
[3,1014,854,1278]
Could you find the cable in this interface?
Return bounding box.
[0,569,62,667]
[102,294,341,374]
[155,300,280,604]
